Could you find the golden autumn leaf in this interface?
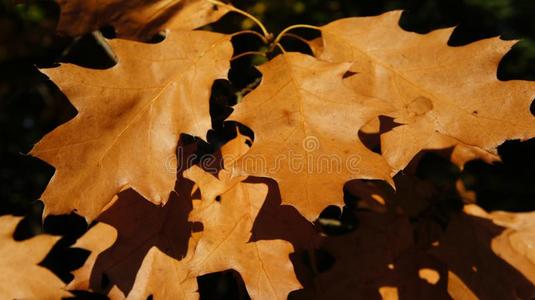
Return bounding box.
[66,135,297,298]
[307,37,324,58]
[293,206,535,299]
[7,1,535,298]
[67,181,198,298]
[291,212,448,299]
[318,11,535,172]
[67,223,117,293]
[126,246,198,300]
[55,0,229,40]
[74,236,199,300]
[184,165,302,300]
[230,52,393,221]
[430,211,535,299]
[464,204,535,284]
[31,30,232,220]
[0,216,70,299]
[71,166,301,299]
[222,134,323,251]
[220,131,252,170]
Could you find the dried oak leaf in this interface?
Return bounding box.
[32,30,232,220]
[291,212,449,300]
[220,131,253,171]
[293,207,535,299]
[223,132,323,251]
[67,180,197,298]
[464,204,535,284]
[0,215,70,299]
[230,52,393,221]
[184,165,301,300]
[68,135,251,299]
[430,210,535,299]
[318,11,535,172]
[127,246,199,300]
[67,223,117,292]
[56,0,229,40]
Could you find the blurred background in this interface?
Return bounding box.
[0,0,534,298]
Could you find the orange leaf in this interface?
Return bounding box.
[32,30,232,220]
[319,11,535,172]
[464,204,535,284]
[67,182,199,298]
[0,216,69,299]
[230,52,393,221]
[56,0,229,40]
[430,210,535,299]
[185,166,302,300]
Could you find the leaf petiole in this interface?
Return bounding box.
[206,0,271,39]
[272,24,322,47]
[230,51,267,61]
[231,30,269,44]
[274,42,286,54]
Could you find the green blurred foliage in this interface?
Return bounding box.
[0,0,60,63]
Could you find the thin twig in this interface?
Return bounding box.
[272,24,322,47]
[274,42,286,54]
[206,0,271,38]
[281,33,312,47]
[91,31,117,62]
[235,77,262,103]
[231,30,269,44]
[231,51,267,61]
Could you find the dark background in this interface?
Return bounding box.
[0,0,534,298]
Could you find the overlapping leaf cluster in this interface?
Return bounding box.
[1,0,535,299]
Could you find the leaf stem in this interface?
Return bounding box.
[235,77,262,103]
[274,43,286,54]
[272,24,322,48]
[231,51,267,61]
[206,0,271,39]
[231,30,269,44]
[91,31,117,61]
[279,32,314,51]
[281,32,311,45]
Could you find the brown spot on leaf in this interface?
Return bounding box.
[282,109,294,126]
